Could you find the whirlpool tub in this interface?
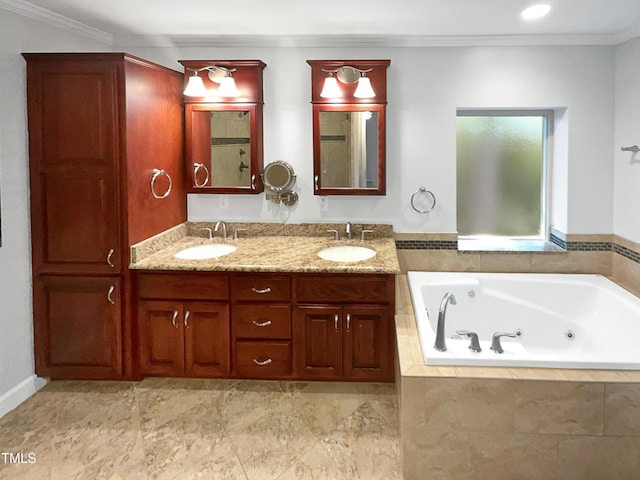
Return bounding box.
[407,271,640,369]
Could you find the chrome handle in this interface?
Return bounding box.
[106,248,115,267]
[252,320,272,327]
[346,313,351,332]
[314,175,319,191]
[172,310,179,329]
[251,287,272,294]
[107,285,115,305]
[193,163,210,187]
[151,168,172,199]
[334,313,339,331]
[360,229,374,242]
[326,229,340,241]
[251,173,256,190]
[184,310,190,328]
[252,358,273,366]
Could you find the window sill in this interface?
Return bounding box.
[457,238,566,253]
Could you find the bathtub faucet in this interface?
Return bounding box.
[434,292,457,352]
[490,331,518,354]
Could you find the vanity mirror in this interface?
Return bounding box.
[307,60,390,196]
[261,160,298,206]
[179,60,266,194]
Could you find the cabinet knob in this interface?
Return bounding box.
[252,358,273,366]
[252,319,272,327]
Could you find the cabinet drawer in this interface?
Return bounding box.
[295,274,393,304]
[233,304,291,339]
[234,341,291,377]
[231,275,291,302]
[137,273,228,300]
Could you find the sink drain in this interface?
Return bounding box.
[565,330,576,340]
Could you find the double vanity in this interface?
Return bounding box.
[130,222,399,382]
[22,52,397,384]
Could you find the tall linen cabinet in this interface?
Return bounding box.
[23,53,186,379]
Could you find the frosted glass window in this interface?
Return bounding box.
[456,112,550,238]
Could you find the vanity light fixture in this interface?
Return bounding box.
[183,66,239,97]
[320,66,375,99]
[520,3,552,20]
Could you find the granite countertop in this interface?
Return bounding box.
[130,222,401,274]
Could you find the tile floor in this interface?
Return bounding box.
[0,378,400,480]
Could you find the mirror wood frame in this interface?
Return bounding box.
[185,103,263,194]
[179,59,266,194]
[307,59,390,196]
[312,104,386,195]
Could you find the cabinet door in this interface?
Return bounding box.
[343,305,394,381]
[26,60,121,274]
[183,302,230,377]
[138,301,184,376]
[293,305,342,379]
[34,275,122,379]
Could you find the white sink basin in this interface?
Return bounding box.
[174,244,237,260]
[317,245,376,263]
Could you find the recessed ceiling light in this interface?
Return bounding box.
[521,4,552,20]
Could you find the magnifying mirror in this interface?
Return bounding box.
[261,161,298,206]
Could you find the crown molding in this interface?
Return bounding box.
[113,32,632,49]
[0,0,113,45]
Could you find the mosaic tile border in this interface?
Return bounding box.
[398,235,640,265]
[395,240,458,250]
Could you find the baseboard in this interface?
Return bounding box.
[0,375,47,419]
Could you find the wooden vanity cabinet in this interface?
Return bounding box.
[24,53,186,380]
[134,270,395,382]
[34,276,123,379]
[136,272,230,377]
[293,274,395,382]
[231,274,293,379]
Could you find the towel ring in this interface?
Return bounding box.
[151,168,172,199]
[411,187,436,214]
[193,163,210,187]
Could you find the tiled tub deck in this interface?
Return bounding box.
[395,275,640,480]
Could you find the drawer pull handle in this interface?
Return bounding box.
[253,358,273,366]
[184,310,190,328]
[172,310,179,329]
[251,287,272,294]
[252,320,272,327]
[334,313,339,331]
[107,285,116,305]
[107,248,115,267]
[346,313,351,332]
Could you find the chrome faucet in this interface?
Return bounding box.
[490,331,518,354]
[345,222,352,240]
[434,292,457,352]
[214,221,227,240]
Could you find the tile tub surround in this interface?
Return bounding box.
[130,222,400,274]
[395,275,640,480]
[0,379,399,480]
[395,232,640,296]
